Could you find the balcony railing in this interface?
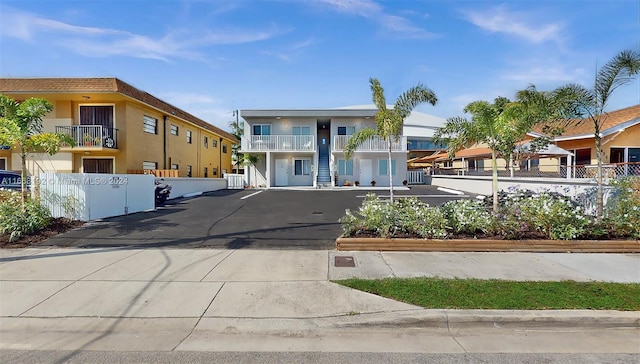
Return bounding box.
[55,125,118,149]
[333,135,407,152]
[242,135,315,152]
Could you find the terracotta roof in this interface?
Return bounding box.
[0,77,238,142]
[530,104,640,139]
[450,147,492,159]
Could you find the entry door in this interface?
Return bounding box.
[275,159,288,186]
[359,159,372,184]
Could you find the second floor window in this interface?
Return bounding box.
[292,126,311,135]
[170,124,179,135]
[253,124,270,135]
[204,136,208,148]
[186,130,192,144]
[143,115,157,134]
[222,143,227,153]
[338,126,355,135]
[212,139,218,147]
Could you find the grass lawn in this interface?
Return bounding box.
[334,278,640,311]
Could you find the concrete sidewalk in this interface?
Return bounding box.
[0,248,639,353]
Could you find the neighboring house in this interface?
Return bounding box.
[403,110,446,160]
[0,78,237,177]
[431,104,640,178]
[239,108,408,188]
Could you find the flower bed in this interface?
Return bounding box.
[337,178,640,252]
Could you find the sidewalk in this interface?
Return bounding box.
[0,248,638,353]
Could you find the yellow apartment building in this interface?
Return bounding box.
[0,78,237,177]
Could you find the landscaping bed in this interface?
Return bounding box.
[0,217,84,248]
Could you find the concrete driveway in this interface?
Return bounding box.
[45,185,466,250]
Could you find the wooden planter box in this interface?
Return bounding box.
[336,236,640,253]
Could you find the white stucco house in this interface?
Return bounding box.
[239,108,410,188]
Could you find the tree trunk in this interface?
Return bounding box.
[491,150,499,214]
[595,134,604,223]
[20,152,28,212]
[388,140,394,203]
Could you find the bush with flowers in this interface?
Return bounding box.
[340,178,639,241]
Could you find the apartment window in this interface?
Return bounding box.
[337,126,355,135]
[204,167,208,178]
[252,124,271,135]
[80,105,114,128]
[294,159,310,175]
[292,126,311,135]
[204,136,208,148]
[379,159,396,176]
[171,164,179,170]
[0,158,6,170]
[142,161,157,170]
[143,115,157,134]
[212,139,218,148]
[186,130,192,144]
[213,167,218,176]
[187,165,192,177]
[222,143,228,153]
[338,159,353,175]
[170,124,179,136]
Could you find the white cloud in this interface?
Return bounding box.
[502,66,586,83]
[0,5,285,62]
[463,5,563,43]
[316,0,436,39]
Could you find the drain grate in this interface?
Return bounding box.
[334,256,355,267]
[312,211,323,215]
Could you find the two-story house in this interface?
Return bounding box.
[239,108,407,188]
[0,78,237,177]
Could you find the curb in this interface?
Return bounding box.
[331,309,640,329]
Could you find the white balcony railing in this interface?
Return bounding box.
[242,135,315,152]
[333,135,406,152]
[55,125,118,149]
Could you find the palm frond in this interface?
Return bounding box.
[595,49,640,109]
[369,78,387,111]
[344,128,378,160]
[394,84,438,119]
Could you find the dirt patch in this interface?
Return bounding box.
[0,218,85,249]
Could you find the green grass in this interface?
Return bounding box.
[334,278,640,311]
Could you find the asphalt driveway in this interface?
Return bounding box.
[46,185,467,250]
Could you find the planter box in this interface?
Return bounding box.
[336,236,640,253]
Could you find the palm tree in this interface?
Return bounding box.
[242,153,260,188]
[0,95,75,209]
[344,78,437,202]
[547,50,640,222]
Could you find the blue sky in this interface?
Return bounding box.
[1,0,638,130]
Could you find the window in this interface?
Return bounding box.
[212,167,218,176]
[212,139,218,148]
[294,159,310,175]
[379,159,396,175]
[187,165,192,177]
[252,124,271,135]
[170,124,179,136]
[204,136,208,148]
[171,164,179,170]
[143,161,157,170]
[204,167,208,178]
[574,148,591,165]
[292,126,311,135]
[0,158,6,170]
[82,158,113,173]
[468,159,484,171]
[186,130,192,144]
[80,105,114,127]
[338,159,353,175]
[143,115,157,134]
[337,126,355,135]
[222,143,227,153]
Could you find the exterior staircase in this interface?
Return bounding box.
[317,145,331,186]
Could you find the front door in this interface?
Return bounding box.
[359,159,372,185]
[275,159,288,186]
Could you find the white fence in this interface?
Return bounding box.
[225,174,245,189]
[158,177,228,199]
[406,170,424,185]
[38,173,155,221]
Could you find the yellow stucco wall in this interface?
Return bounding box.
[0,91,235,177]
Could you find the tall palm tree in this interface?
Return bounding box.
[344,78,437,202]
[242,153,260,188]
[548,50,640,222]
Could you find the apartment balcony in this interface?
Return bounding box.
[333,135,407,152]
[55,125,119,152]
[241,135,315,152]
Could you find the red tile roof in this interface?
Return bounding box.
[0,77,238,142]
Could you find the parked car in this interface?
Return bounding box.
[0,171,30,190]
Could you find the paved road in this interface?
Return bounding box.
[45,186,465,249]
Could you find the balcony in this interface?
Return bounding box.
[333,135,407,152]
[55,125,119,151]
[241,135,315,152]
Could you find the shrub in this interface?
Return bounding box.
[340,193,447,239]
[441,199,490,235]
[0,190,52,242]
[604,177,640,239]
